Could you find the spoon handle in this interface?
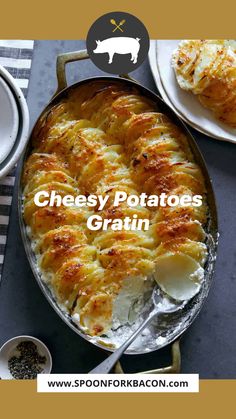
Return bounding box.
[89,310,158,374]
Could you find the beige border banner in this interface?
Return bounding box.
[0,380,235,416]
[0,0,236,38]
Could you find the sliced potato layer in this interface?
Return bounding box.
[22,81,208,336]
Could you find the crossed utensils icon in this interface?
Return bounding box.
[110,18,126,32]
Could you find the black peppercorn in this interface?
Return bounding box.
[8,341,46,380]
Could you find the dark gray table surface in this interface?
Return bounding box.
[0,41,235,378]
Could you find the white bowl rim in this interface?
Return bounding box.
[0,65,29,179]
[0,76,19,163]
[0,335,52,376]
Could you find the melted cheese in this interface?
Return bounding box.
[22,81,208,336]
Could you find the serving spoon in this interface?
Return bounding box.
[89,286,187,374]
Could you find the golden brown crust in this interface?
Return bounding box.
[172,40,236,127]
[23,81,208,336]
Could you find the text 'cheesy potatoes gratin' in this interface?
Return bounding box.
[32,190,203,231]
[22,81,208,338]
[172,40,236,127]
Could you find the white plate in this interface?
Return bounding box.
[149,40,236,144]
[0,65,29,179]
[0,76,19,164]
[0,335,52,379]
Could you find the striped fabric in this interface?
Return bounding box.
[0,40,34,279]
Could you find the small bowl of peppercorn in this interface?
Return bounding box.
[0,335,52,379]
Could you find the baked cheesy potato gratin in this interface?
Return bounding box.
[22,81,208,337]
[172,40,236,127]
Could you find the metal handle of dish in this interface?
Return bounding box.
[55,49,154,96]
[56,49,90,94]
[114,339,181,374]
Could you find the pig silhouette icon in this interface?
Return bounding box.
[93,37,141,64]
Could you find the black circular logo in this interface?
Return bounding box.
[86,11,150,74]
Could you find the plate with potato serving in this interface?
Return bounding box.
[149,40,236,143]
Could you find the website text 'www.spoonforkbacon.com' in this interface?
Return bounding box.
[37,374,199,393]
